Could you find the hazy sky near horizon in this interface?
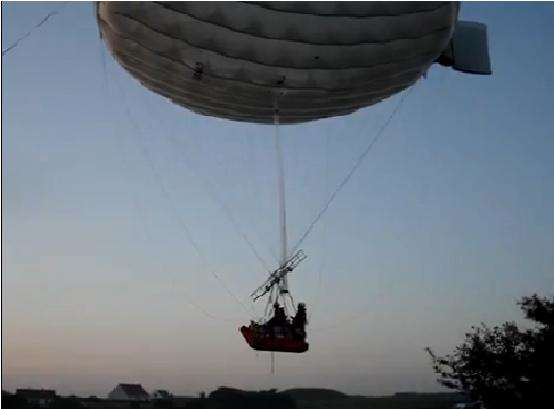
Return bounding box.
[2,1,554,398]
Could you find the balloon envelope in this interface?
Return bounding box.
[97,1,459,124]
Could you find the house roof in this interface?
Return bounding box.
[16,389,57,399]
[153,390,172,398]
[117,384,149,399]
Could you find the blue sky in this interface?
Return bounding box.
[2,1,554,397]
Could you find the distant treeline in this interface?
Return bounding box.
[3,388,467,409]
[188,387,296,409]
[2,394,83,409]
[188,388,467,409]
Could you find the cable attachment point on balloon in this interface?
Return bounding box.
[251,250,307,302]
[193,62,204,80]
[272,82,287,117]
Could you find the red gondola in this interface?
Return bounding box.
[241,251,309,353]
[240,302,309,353]
[240,325,308,353]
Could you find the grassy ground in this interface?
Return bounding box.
[290,393,465,409]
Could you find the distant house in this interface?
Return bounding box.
[16,389,57,407]
[151,390,172,400]
[454,403,483,409]
[108,384,150,401]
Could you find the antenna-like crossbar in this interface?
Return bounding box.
[251,250,307,302]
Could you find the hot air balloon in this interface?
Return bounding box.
[97,1,491,353]
[97,2,490,125]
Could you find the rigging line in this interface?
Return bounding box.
[171,279,239,322]
[292,86,415,253]
[274,108,288,265]
[98,33,110,94]
[109,68,253,319]
[100,54,154,255]
[166,136,272,274]
[147,134,254,318]
[112,75,206,258]
[219,205,273,273]
[98,45,226,322]
[244,131,280,265]
[2,5,65,57]
[101,64,239,323]
[308,128,331,321]
[140,124,252,318]
[139,97,273,275]
[211,270,254,316]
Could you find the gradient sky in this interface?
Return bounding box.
[2,1,554,398]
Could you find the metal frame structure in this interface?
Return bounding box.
[251,250,307,317]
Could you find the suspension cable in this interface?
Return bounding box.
[99,54,240,323]
[157,128,273,275]
[134,89,273,276]
[2,4,65,57]
[107,64,253,320]
[292,86,415,253]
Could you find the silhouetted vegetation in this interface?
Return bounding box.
[49,397,83,409]
[186,387,296,409]
[281,389,347,401]
[2,392,31,409]
[153,399,173,409]
[1,394,83,409]
[426,294,554,409]
[2,388,468,409]
[286,391,466,409]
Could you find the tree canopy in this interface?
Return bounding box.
[426,294,554,409]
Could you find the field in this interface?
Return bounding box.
[283,390,466,409]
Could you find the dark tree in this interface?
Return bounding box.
[190,387,296,409]
[49,397,83,409]
[2,393,30,409]
[153,399,173,409]
[426,294,554,409]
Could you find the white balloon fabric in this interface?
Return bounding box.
[97,1,460,124]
